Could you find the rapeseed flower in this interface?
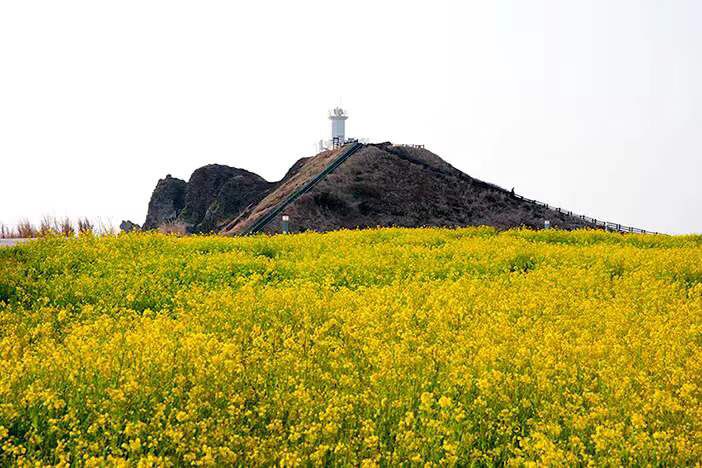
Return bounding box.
[0,227,700,464]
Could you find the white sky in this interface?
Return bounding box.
[1,1,700,234]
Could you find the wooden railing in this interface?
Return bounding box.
[512,193,661,235]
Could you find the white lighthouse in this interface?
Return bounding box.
[329,107,348,146]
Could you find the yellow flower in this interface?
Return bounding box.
[631,413,645,429]
[438,396,452,409]
[0,227,700,465]
[128,438,141,453]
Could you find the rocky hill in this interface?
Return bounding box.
[142,175,187,230]
[140,167,273,233]
[140,142,596,235]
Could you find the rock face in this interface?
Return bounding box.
[178,165,241,230]
[198,173,273,233]
[143,175,187,230]
[177,165,273,233]
[143,167,273,233]
[145,142,598,235]
[119,220,141,233]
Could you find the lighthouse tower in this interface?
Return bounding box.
[329,107,348,147]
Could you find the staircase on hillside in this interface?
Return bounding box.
[244,141,364,234]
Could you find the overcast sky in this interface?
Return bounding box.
[1,1,700,234]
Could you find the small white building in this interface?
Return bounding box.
[329,107,348,145]
[318,107,356,152]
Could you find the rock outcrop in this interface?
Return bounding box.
[198,172,273,232]
[119,220,141,233]
[142,175,187,230]
[177,165,241,231]
[143,167,273,233]
[177,165,273,233]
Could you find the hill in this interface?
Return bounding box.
[224,143,595,234]
[141,143,606,234]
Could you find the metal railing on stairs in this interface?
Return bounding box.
[243,141,364,235]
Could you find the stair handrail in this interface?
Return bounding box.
[244,141,364,235]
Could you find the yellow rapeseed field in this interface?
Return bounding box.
[1,227,701,465]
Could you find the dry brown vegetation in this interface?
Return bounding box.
[78,218,94,234]
[0,217,119,239]
[16,220,37,238]
[0,224,18,239]
[59,217,75,237]
[222,146,342,234]
[158,221,188,236]
[95,218,117,236]
[39,216,58,237]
